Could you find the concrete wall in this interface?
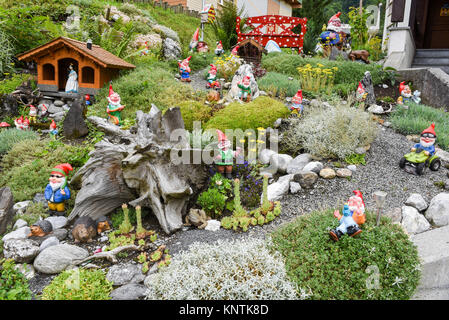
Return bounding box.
[384,27,415,70]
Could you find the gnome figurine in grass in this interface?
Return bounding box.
[238,76,252,102]
[290,89,304,116]
[22,117,30,130]
[334,190,366,226]
[28,105,38,123]
[214,130,242,179]
[396,81,421,106]
[106,84,125,126]
[178,56,192,83]
[45,163,73,216]
[14,116,23,130]
[49,120,58,136]
[231,45,239,56]
[215,40,224,56]
[189,28,200,52]
[329,203,363,242]
[206,64,220,89]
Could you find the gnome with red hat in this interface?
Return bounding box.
[397,81,412,105]
[412,123,437,157]
[49,120,58,136]
[178,56,192,82]
[106,84,125,126]
[189,28,200,52]
[290,89,304,116]
[214,130,242,179]
[215,40,224,56]
[45,163,73,216]
[231,45,239,56]
[22,117,30,130]
[14,116,24,130]
[237,76,252,102]
[356,82,367,102]
[28,105,38,124]
[206,64,220,89]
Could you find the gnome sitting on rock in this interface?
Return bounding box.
[45,163,73,216]
[214,130,242,179]
[238,76,252,102]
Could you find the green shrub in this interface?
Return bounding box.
[0,259,33,300]
[205,96,290,133]
[197,188,227,219]
[210,0,246,50]
[390,103,449,152]
[270,210,421,300]
[0,129,38,154]
[176,100,212,132]
[0,74,34,96]
[41,268,113,300]
[280,101,378,159]
[257,72,302,98]
[188,52,218,72]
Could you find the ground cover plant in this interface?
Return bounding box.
[145,238,299,300]
[0,259,33,300]
[0,128,39,154]
[270,210,421,300]
[390,103,449,152]
[257,72,302,98]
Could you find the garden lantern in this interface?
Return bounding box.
[373,190,387,226]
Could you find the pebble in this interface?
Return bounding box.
[319,168,336,179]
[347,165,357,172]
[336,168,352,178]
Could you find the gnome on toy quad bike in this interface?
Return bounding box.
[214,130,242,179]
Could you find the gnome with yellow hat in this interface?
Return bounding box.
[44,163,73,216]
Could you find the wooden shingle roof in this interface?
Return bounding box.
[17,37,136,69]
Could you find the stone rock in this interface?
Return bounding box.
[110,283,147,300]
[132,33,163,50]
[435,147,449,163]
[347,165,357,172]
[302,161,323,174]
[205,219,221,231]
[33,193,48,208]
[355,147,366,155]
[63,100,88,139]
[48,104,63,114]
[226,64,260,102]
[385,207,402,223]
[162,38,181,60]
[266,174,294,201]
[405,193,428,212]
[44,216,68,230]
[51,111,66,122]
[107,6,131,23]
[3,239,40,263]
[289,181,302,194]
[336,168,352,178]
[270,153,293,174]
[13,201,31,214]
[445,179,449,190]
[293,171,318,189]
[62,104,70,112]
[367,104,384,114]
[425,193,449,227]
[401,206,431,235]
[106,262,146,286]
[33,244,88,274]
[13,219,28,230]
[53,100,64,107]
[319,168,336,179]
[259,149,277,165]
[286,154,312,174]
[329,47,348,61]
[406,134,420,143]
[2,227,31,242]
[39,236,60,252]
[152,24,180,42]
[360,71,376,105]
[29,228,68,245]
[0,187,15,235]
[14,264,35,280]
[383,121,392,128]
[0,94,19,117]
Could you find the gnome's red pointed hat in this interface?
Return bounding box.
[328,12,342,28]
[50,119,57,130]
[108,84,121,104]
[352,190,365,207]
[23,117,30,126]
[398,81,411,94]
[216,129,230,149]
[421,123,436,137]
[357,82,365,94]
[209,64,217,72]
[293,89,303,103]
[191,28,200,42]
[231,45,239,55]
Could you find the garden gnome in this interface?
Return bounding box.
[14,116,23,130]
[215,130,242,179]
[189,28,199,52]
[39,104,48,117]
[327,12,342,32]
[178,56,192,82]
[28,104,38,123]
[106,84,125,126]
[238,76,252,102]
[206,64,220,89]
[290,89,304,116]
[49,120,58,136]
[397,81,412,105]
[140,41,150,56]
[22,117,30,130]
[231,45,239,56]
[411,123,436,156]
[329,204,362,241]
[45,163,73,216]
[215,40,224,56]
[65,64,79,93]
[356,82,367,102]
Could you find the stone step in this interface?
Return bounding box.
[411,65,449,75]
[412,57,449,65]
[410,225,449,299]
[412,286,449,300]
[414,49,449,59]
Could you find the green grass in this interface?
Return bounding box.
[390,103,449,151]
[270,210,420,300]
[257,72,302,98]
[0,74,34,95]
[0,129,39,154]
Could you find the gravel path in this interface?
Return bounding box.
[165,124,449,255]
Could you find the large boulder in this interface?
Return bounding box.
[132,33,163,50]
[63,100,88,139]
[286,154,311,174]
[2,227,31,242]
[405,193,428,212]
[106,262,146,286]
[226,64,259,102]
[270,154,293,174]
[401,206,431,235]
[0,187,14,235]
[33,244,88,274]
[3,239,40,263]
[302,161,324,174]
[266,174,294,201]
[110,283,147,300]
[425,193,449,227]
[162,38,181,60]
[258,148,277,165]
[293,171,318,189]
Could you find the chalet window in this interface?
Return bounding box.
[82,66,95,84]
[391,0,406,22]
[42,63,55,81]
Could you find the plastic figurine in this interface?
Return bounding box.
[215,40,224,56]
[140,41,150,56]
[72,216,97,243]
[65,64,79,93]
[39,104,48,117]
[215,130,242,179]
[356,82,367,102]
[107,84,125,126]
[14,116,23,130]
[197,41,209,53]
[206,64,220,89]
[189,28,199,52]
[0,122,10,130]
[45,163,73,216]
[178,56,192,83]
[237,76,252,102]
[28,105,38,123]
[290,89,304,116]
[96,216,112,234]
[85,94,91,107]
[397,81,421,106]
[49,120,58,136]
[334,190,366,226]
[28,220,53,238]
[22,117,30,130]
[329,204,362,241]
[231,45,239,56]
[399,123,441,175]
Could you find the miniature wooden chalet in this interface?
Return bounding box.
[236,38,268,65]
[17,37,135,96]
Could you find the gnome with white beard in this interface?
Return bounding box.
[106,84,125,126]
[44,163,73,216]
[412,123,437,157]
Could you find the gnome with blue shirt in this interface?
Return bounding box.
[412,123,436,157]
[45,163,73,216]
[329,204,362,241]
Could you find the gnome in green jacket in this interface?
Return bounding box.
[214,130,242,179]
[238,76,252,102]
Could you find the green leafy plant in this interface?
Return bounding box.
[106,230,135,251]
[0,259,32,300]
[210,0,246,50]
[257,72,302,98]
[135,205,147,238]
[197,188,226,219]
[14,202,48,226]
[118,203,134,234]
[348,6,371,48]
[0,128,38,154]
[41,268,113,300]
[232,179,247,217]
[270,210,421,300]
[260,174,271,214]
[345,153,366,165]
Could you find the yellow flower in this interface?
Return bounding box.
[250,139,256,143]
[239,139,246,143]
[257,140,265,144]
[250,148,257,152]
[317,63,324,68]
[257,127,265,131]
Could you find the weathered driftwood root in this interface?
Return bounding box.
[74,245,141,265]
